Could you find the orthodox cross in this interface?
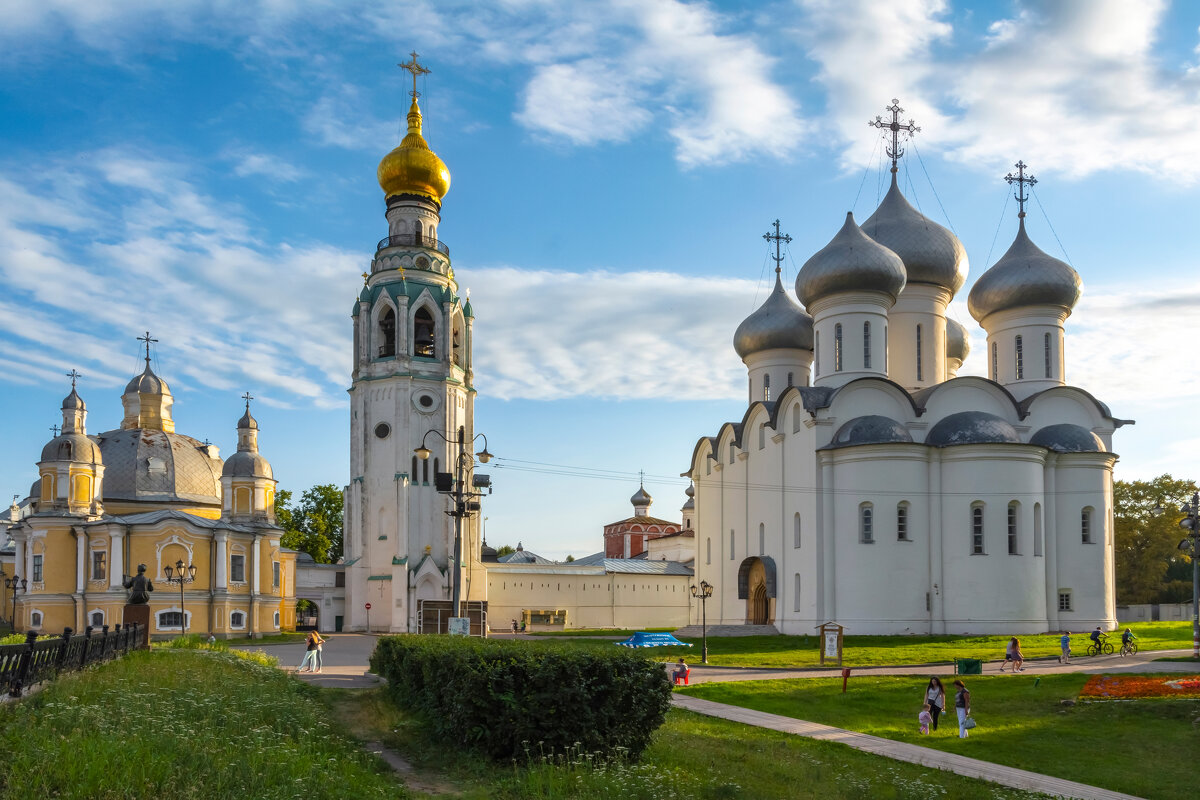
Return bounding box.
[361,271,370,285]
[398,51,431,99]
[137,331,158,366]
[241,391,254,410]
[762,219,792,276]
[49,424,60,436]
[65,369,82,388]
[868,99,920,172]
[1005,160,1037,219]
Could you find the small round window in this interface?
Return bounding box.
[418,395,433,408]
[374,422,391,439]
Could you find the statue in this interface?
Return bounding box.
[122,563,154,604]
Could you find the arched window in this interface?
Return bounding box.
[1081,507,1093,543]
[90,611,104,627]
[793,573,802,612]
[787,371,794,387]
[860,503,874,543]
[792,405,802,433]
[834,324,843,371]
[758,522,765,554]
[758,423,766,450]
[915,324,923,381]
[413,307,436,358]
[1034,502,1043,556]
[815,331,821,374]
[1044,332,1052,378]
[411,456,418,483]
[422,458,429,484]
[897,503,909,541]
[991,342,998,381]
[706,538,711,565]
[1015,334,1024,379]
[763,373,771,402]
[729,529,735,560]
[793,512,801,548]
[378,307,396,358]
[231,610,246,629]
[971,505,985,554]
[1008,502,1019,555]
[414,219,423,244]
[452,320,464,366]
[729,442,736,464]
[863,321,871,369]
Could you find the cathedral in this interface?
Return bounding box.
[6,347,296,637]
[686,117,1128,635]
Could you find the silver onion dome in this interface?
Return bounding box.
[62,387,85,410]
[796,212,906,308]
[238,408,259,430]
[862,174,968,295]
[946,318,970,363]
[222,450,274,479]
[968,220,1081,322]
[630,484,653,508]
[41,433,102,464]
[124,364,170,396]
[733,273,814,359]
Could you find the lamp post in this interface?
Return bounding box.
[1153,491,1200,660]
[690,579,713,663]
[415,426,493,624]
[163,559,197,637]
[4,574,26,635]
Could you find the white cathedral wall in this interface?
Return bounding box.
[917,378,1016,426]
[887,284,951,390]
[745,348,813,404]
[1048,455,1118,632]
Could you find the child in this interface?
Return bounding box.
[919,703,933,735]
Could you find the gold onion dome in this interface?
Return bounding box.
[377,97,451,204]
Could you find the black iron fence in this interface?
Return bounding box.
[375,233,450,257]
[0,624,142,698]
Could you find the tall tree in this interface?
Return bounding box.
[275,484,344,564]
[1114,475,1197,604]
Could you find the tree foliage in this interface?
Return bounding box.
[494,544,516,558]
[1114,475,1196,604]
[275,484,344,564]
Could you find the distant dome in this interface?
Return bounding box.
[1029,423,1105,453]
[796,212,906,308]
[631,485,653,508]
[62,388,85,410]
[827,415,913,449]
[238,408,259,430]
[124,364,170,396]
[222,450,273,480]
[968,221,1081,321]
[733,273,814,358]
[41,433,102,464]
[926,411,1021,447]
[946,318,970,363]
[862,175,968,295]
[481,542,499,563]
[97,428,223,506]
[685,483,695,498]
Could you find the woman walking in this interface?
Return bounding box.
[298,632,319,673]
[1011,637,1025,671]
[313,631,327,673]
[953,679,972,738]
[924,677,946,731]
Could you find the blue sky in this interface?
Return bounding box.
[2,0,1199,559]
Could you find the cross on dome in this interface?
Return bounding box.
[1005,160,1037,219]
[868,99,920,173]
[65,369,82,388]
[49,424,60,436]
[763,219,792,276]
[241,391,254,410]
[137,331,158,366]
[398,51,431,99]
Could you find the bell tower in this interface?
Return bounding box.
[344,54,481,632]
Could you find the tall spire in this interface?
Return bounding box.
[1005,160,1037,223]
[868,99,920,174]
[763,219,792,277]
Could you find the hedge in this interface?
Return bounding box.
[370,635,673,761]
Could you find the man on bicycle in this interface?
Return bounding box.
[1089,626,1107,653]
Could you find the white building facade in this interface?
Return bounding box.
[687,165,1128,636]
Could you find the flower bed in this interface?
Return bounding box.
[1080,674,1200,699]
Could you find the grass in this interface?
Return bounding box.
[527,621,1197,668]
[679,673,1200,800]
[332,688,1054,799]
[0,649,405,800]
[527,627,678,637]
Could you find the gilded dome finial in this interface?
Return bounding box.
[378,51,451,203]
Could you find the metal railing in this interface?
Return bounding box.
[0,623,143,697]
[376,234,450,257]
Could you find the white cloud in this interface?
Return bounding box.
[226,150,305,183]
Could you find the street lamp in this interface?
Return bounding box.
[163,559,197,637]
[690,579,714,663]
[4,574,27,635]
[415,426,493,624]
[1152,491,1200,660]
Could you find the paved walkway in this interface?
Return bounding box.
[672,694,1144,800]
[232,633,383,688]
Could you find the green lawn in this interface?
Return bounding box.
[528,627,676,637]
[528,621,1196,668]
[679,673,1200,800]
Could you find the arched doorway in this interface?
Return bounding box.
[736,555,776,625]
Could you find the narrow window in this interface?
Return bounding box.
[706,538,711,565]
[863,321,871,369]
[1081,508,1092,543]
[729,442,735,464]
[92,550,106,581]
[897,503,909,541]
[758,522,765,554]
[884,324,888,371]
[815,331,821,374]
[230,554,246,583]
[834,324,843,371]
[1034,502,1043,556]
[793,512,801,548]
[1008,503,1019,555]
[411,456,418,482]
[272,561,281,589]
[422,458,429,484]
[758,423,765,450]
[793,573,802,612]
[915,324,923,381]
[991,342,998,381]
[378,307,396,358]
[787,372,794,388]
[31,612,43,628]
[763,373,770,402]
[1058,591,1072,612]
[1044,332,1052,378]
[730,529,735,560]
[971,506,985,554]
[792,405,801,433]
[32,554,43,582]
[860,504,874,543]
[413,307,436,358]
[90,611,103,627]
[1015,334,1024,379]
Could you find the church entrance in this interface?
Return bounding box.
[736,555,776,626]
[751,585,769,625]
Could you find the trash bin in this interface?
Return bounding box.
[955,658,983,675]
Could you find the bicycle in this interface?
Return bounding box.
[1120,640,1138,656]
[1086,638,1114,656]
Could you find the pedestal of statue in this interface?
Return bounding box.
[123,604,151,648]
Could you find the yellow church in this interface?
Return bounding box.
[7,342,296,638]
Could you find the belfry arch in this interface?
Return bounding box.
[737,556,776,625]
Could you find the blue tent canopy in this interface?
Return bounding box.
[615,632,693,648]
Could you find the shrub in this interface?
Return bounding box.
[371,635,672,762]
